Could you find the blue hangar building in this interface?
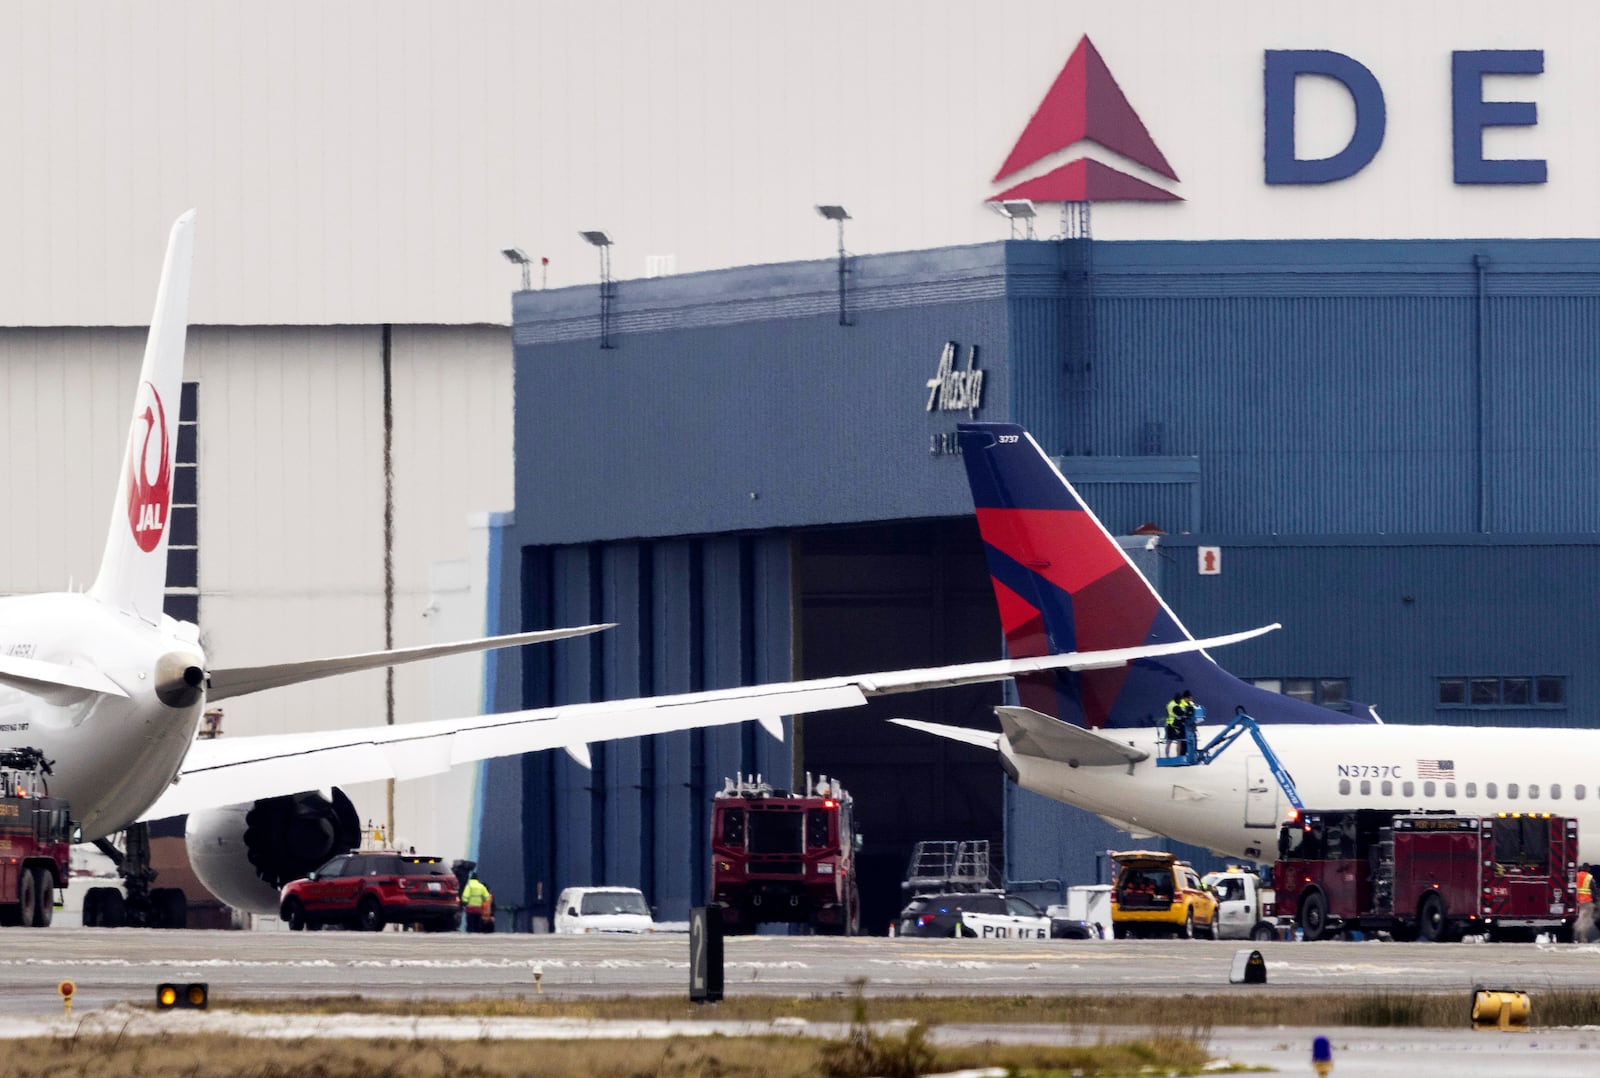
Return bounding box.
[475,235,1600,933]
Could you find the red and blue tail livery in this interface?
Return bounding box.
[957,422,1362,729]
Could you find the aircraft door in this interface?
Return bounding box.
[1245,755,1278,829]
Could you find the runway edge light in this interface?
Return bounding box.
[1312,1034,1332,1076]
[156,982,209,1010]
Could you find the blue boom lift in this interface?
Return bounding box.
[1154,708,1304,811]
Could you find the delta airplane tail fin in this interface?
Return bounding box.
[89,210,196,624]
[957,421,1363,729]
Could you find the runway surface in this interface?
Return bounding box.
[3,928,1599,1074]
[7,928,1600,1003]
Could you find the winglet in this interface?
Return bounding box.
[89,211,197,624]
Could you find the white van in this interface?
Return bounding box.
[552,886,657,934]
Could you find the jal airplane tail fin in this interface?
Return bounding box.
[957,421,1361,729]
[89,210,196,624]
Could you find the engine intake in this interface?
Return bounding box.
[243,789,362,890]
[186,789,362,914]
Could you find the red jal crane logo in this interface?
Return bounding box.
[125,382,171,553]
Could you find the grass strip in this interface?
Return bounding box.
[217,987,1600,1028]
[3,1029,1237,1077]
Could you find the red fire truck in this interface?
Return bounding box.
[0,748,72,928]
[709,773,861,935]
[1273,808,1577,942]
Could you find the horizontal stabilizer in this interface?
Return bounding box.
[0,654,129,698]
[996,706,1150,767]
[889,718,1001,751]
[206,624,613,701]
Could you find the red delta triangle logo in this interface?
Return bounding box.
[991,36,1181,204]
[125,381,172,553]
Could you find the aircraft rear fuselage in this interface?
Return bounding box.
[0,591,204,839]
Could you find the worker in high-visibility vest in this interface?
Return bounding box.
[1577,866,1595,943]
[462,873,491,934]
[1165,691,1194,758]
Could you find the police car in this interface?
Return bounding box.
[896,890,1054,940]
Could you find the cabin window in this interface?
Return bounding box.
[1402,781,1414,797]
[1577,786,1587,801]
[1381,780,1393,796]
[1506,783,1519,799]
[1360,780,1372,796]
[1338,779,1351,796]
[1528,784,1539,799]
[1551,784,1561,800]
[1465,782,1477,797]
[1485,782,1498,799]
[1423,781,1436,797]
[1444,782,1456,797]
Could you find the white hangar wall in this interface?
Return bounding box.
[0,1,1597,328]
[0,322,513,853]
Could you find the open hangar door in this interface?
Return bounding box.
[796,518,1003,935]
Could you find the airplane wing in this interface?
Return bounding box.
[0,654,129,698]
[205,624,614,701]
[136,623,1277,821]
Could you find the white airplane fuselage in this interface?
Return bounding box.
[1008,722,1600,865]
[0,592,204,839]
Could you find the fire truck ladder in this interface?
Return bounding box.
[1153,709,1305,811]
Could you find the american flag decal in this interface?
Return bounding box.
[1417,759,1456,780]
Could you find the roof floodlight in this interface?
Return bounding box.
[502,247,532,290]
[994,199,1039,239]
[578,231,616,348]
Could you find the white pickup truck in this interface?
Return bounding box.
[1202,869,1283,941]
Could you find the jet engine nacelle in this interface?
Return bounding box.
[185,789,361,915]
